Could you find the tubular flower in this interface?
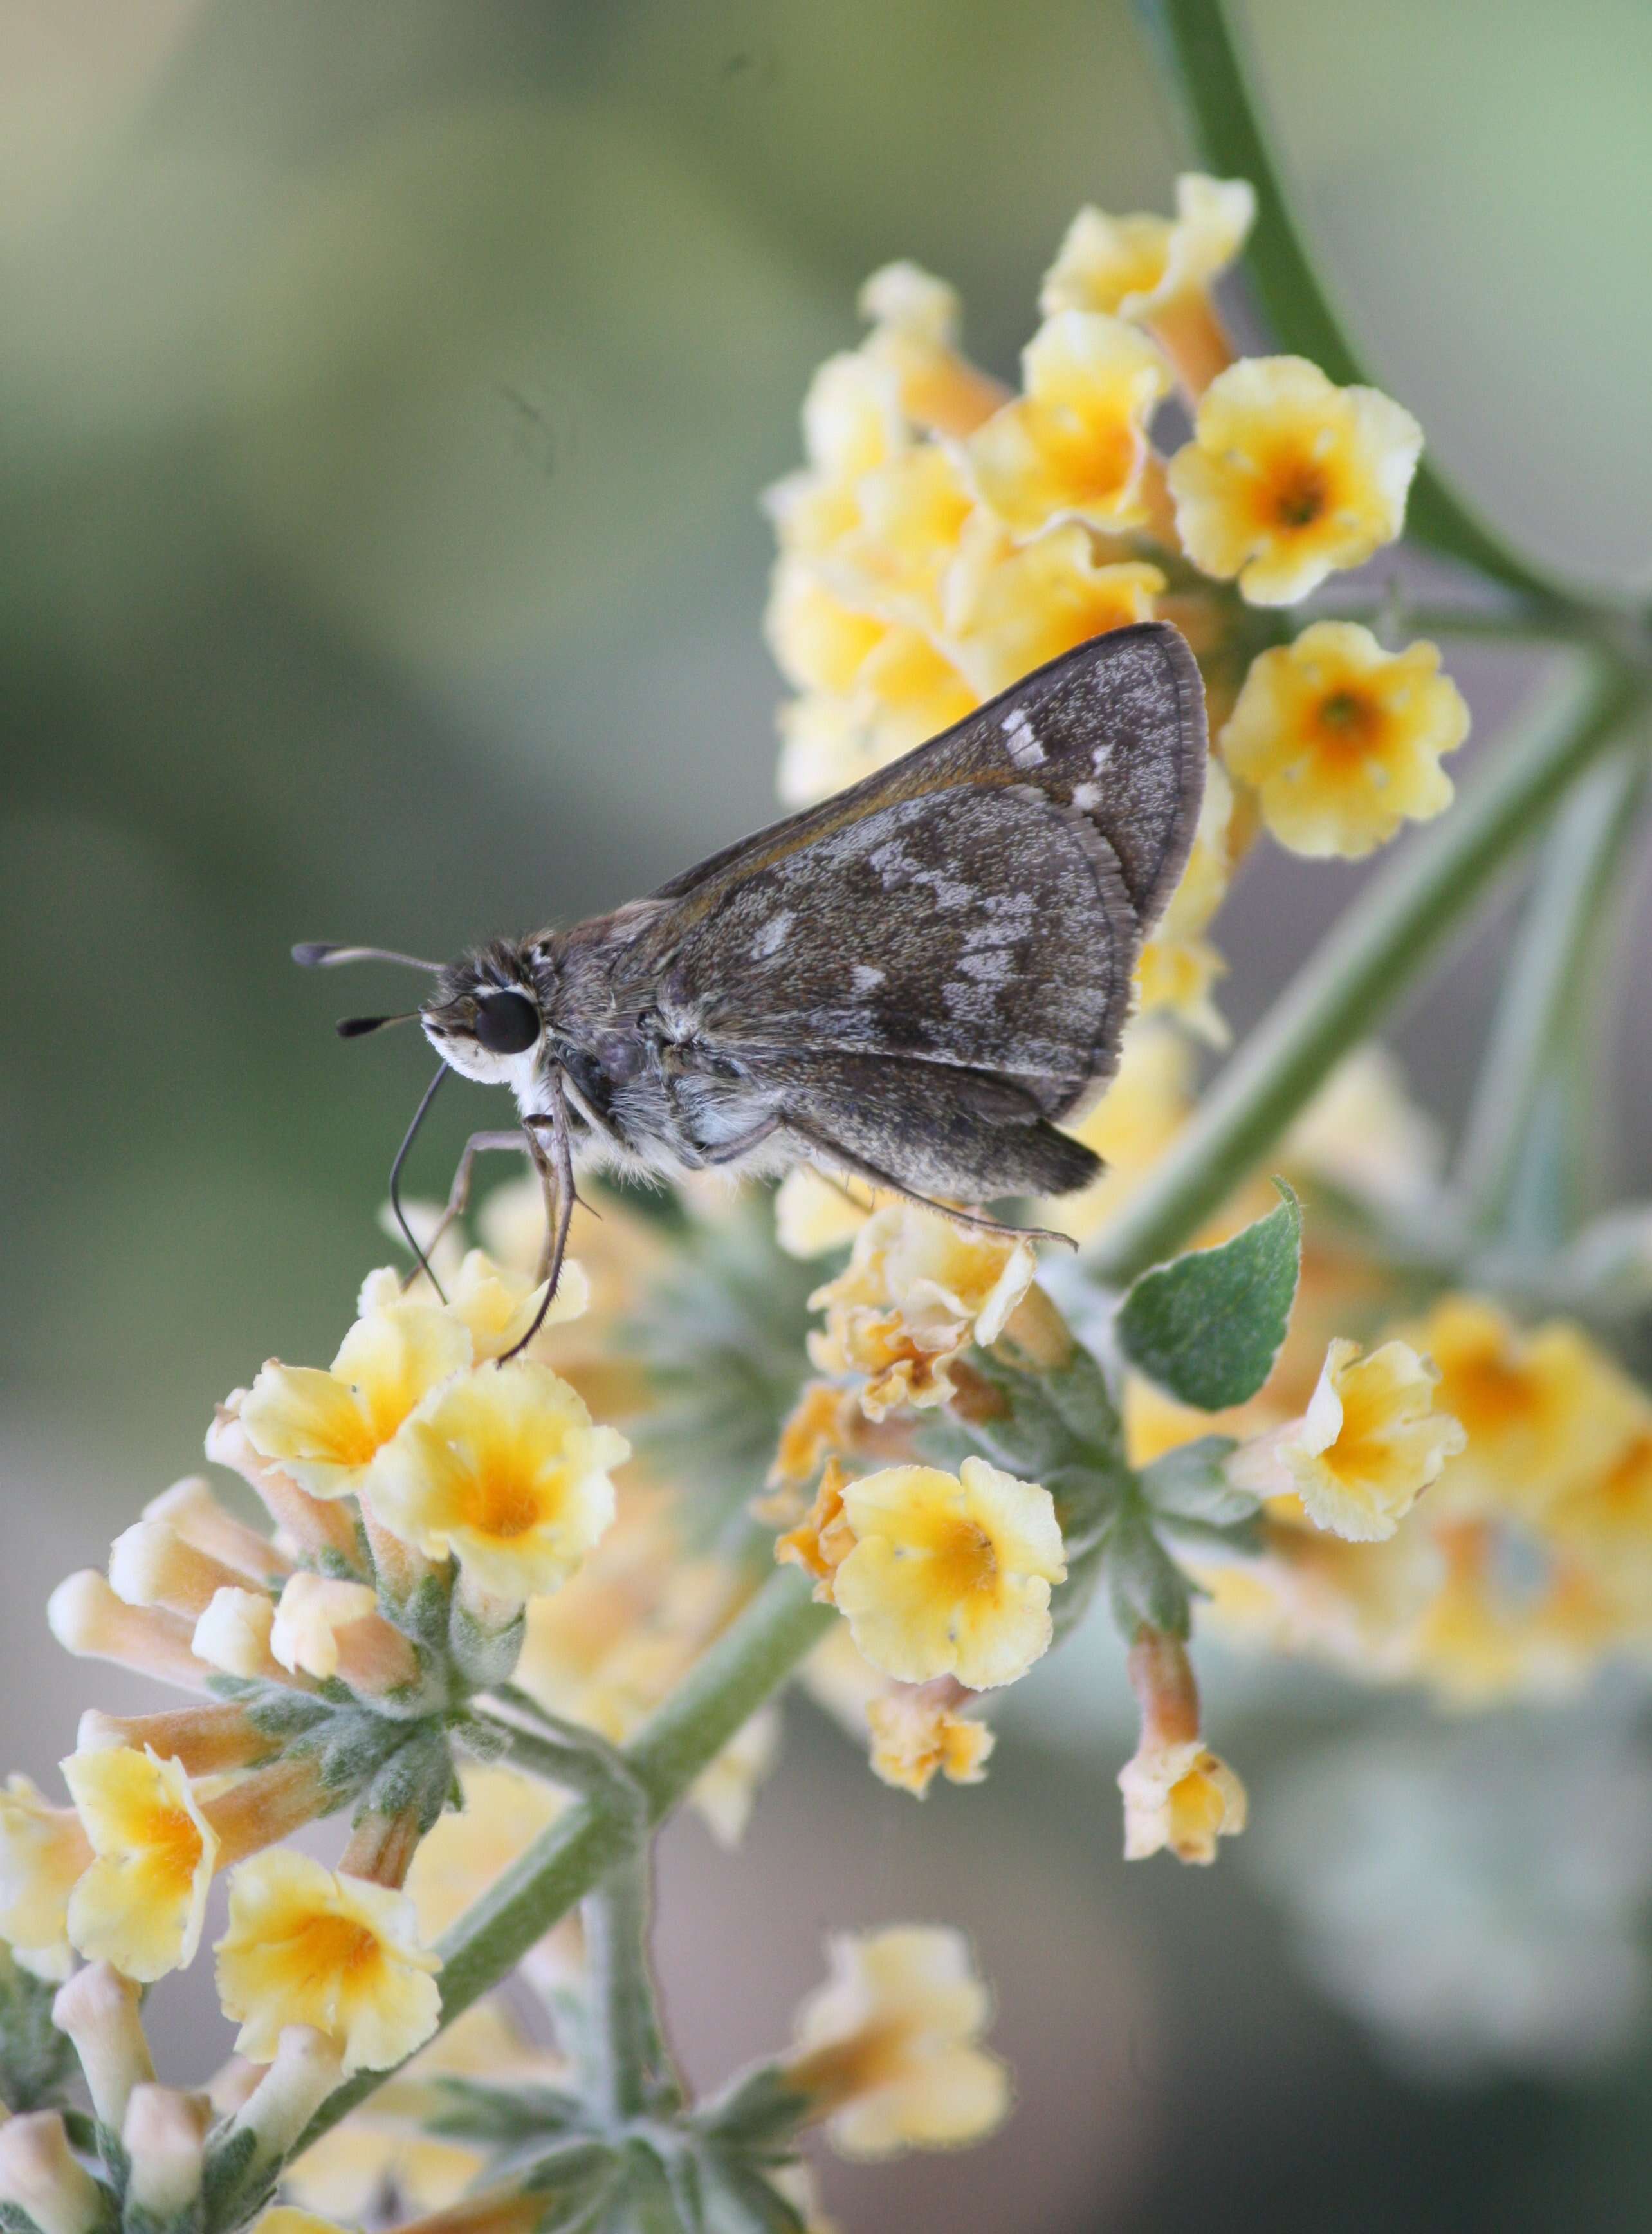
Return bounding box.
[858,261,1008,438]
[358,1248,589,1365]
[825,1460,1066,1690]
[239,1298,471,1502]
[965,311,1171,538]
[1119,1631,1246,1865]
[943,515,1164,697]
[0,1777,91,1978]
[1231,1339,1466,1542]
[1168,356,1422,605]
[62,1747,217,1981]
[809,1205,1038,1420]
[1040,173,1256,392]
[1402,1295,1647,1519]
[371,1358,624,1600]
[216,1849,441,2075]
[782,1926,1010,2159]
[1221,623,1469,858]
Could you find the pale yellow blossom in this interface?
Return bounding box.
[1041,174,1256,326]
[783,1926,1010,2158]
[824,442,976,632]
[858,261,1007,437]
[1119,1737,1249,1863]
[966,311,1170,537]
[1231,1338,1465,1542]
[775,1167,878,1259]
[62,1746,217,1981]
[406,1764,562,1946]
[1221,623,1468,857]
[829,1459,1065,1690]
[943,515,1164,697]
[0,1776,89,1978]
[359,1248,589,1363]
[1284,1045,1444,1208]
[268,1573,380,1681]
[1402,1295,1646,1519]
[372,1359,624,1600]
[239,1300,470,1502]
[216,1849,441,2075]
[1168,356,1421,604]
[866,1685,995,1798]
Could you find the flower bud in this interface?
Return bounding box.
[0,2113,105,2234]
[109,1520,254,1621]
[51,1962,154,2130]
[46,1571,210,1690]
[143,1475,290,1582]
[122,2086,210,2220]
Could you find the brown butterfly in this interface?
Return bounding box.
[300,620,1207,1350]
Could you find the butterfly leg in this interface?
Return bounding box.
[696,1113,782,1167]
[401,1128,530,1293]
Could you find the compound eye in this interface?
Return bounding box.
[472,989,540,1055]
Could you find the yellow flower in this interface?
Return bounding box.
[782,1926,1010,2158]
[809,1205,1038,1419]
[253,2213,350,2234]
[0,1777,90,1978]
[1118,1738,1249,1864]
[829,1459,1065,1690]
[1041,174,1256,324]
[1402,1295,1646,1519]
[62,1747,217,1982]
[826,443,977,632]
[774,1167,878,1259]
[361,1249,589,1365]
[1231,1338,1465,1542]
[966,311,1170,537]
[239,1299,470,1502]
[216,1849,441,2075]
[943,515,1164,697]
[371,1359,623,1600]
[1220,623,1469,858]
[1168,356,1421,604]
[858,261,1007,438]
[1544,1426,1652,1591]
[866,1685,995,1799]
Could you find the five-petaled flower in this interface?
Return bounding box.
[825,1459,1067,1690]
[371,1358,625,1601]
[1231,1338,1466,1542]
[216,1849,441,2075]
[1221,622,1469,857]
[1168,356,1421,604]
[782,1926,1010,2158]
[62,1746,217,1982]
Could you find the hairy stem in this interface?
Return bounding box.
[288,1569,830,2166]
[1084,654,1644,1288]
[582,1845,679,2123]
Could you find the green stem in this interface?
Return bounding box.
[292,1569,831,2160]
[1141,0,1565,598]
[1454,743,1649,1238]
[582,1845,678,2123]
[1083,653,1643,1288]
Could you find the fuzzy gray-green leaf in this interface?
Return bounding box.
[1115,1182,1301,1410]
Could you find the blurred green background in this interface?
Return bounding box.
[4,3,1652,2228]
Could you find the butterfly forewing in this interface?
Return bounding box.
[631,622,1207,1120]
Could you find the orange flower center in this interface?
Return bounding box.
[136,1800,203,1885]
[468,1463,547,1542]
[1444,1349,1539,1440]
[1271,460,1328,530]
[929,1516,999,1598]
[1314,688,1383,756]
[288,1910,383,1989]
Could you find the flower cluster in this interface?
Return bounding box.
[765,176,1469,1056]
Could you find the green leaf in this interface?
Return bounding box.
[1115,1181,1301,1410]
[1141,0,1559,596]
[1105,1500,1193,1639]
[1139,1435,1256,1528]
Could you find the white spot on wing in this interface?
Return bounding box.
[1090,741,1115,776]
[1072,780,1103,809]
[1002,707,1047,768]
[851,964,886,993]
[750,910,794,961]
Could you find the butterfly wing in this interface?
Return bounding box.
[631,622,1207,1122]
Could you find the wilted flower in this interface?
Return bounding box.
[866,1682,995,1798]
[782,1926,1010,2157]
[1221,623,1469,856]
[216,1849,441,2075]
[1168,356,1422,604]
[965,311,1170,537]
[808,1205,1037,1419]
[823,1459,1066,1690]
[1231,1338,1465,1542]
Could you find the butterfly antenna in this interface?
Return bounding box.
[294,943,445,972]
[389,1062,451,1301]
[336,1012,420,1040]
